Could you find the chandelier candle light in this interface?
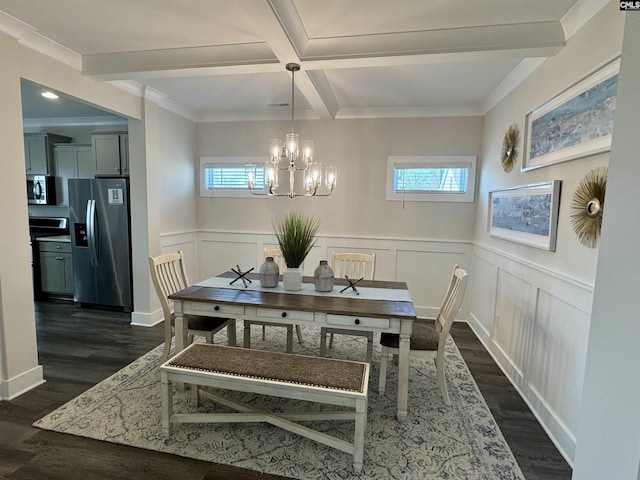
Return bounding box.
[247,63,337,198]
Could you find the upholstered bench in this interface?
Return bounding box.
[160,344,370,472]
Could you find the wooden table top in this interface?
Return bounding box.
[169,273,417,320]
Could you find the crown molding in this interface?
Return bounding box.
[481,58,547,114]
[0,11,81,69]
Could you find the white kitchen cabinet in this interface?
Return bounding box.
[24,133,72,174]
[54,144,93,205]
[92,133,129,176]
[39,240,73,296]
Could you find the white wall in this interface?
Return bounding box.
[0,31,140,399]
[131,99,198,327]
[573,12,640,480]
[468,1,624,464]
[196,117,482,239]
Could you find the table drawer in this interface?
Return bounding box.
[326,314,390,329]
[188,303,245,316]
[255,307,314,323]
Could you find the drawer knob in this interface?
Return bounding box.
[214,305,220,311]
[281,312,287,318]
[354,318,360,325]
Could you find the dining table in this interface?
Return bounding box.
[169,272,416,420]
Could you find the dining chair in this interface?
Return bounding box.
[378,265,468,406]
[149,250,236,361]
[243,247,304,351]
[319,252,376,362]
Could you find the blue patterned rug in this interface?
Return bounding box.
[34,324,524,479]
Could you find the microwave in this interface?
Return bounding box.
[27,175,57,205]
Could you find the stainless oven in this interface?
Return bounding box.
[27,175,57,205]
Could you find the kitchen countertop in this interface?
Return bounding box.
[37,235,71,243]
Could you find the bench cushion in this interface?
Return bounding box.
[167,344,367,393]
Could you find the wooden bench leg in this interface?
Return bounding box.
[354,397,367,473]
[160,371,173,436]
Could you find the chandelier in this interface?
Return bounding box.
[247,63,337,198]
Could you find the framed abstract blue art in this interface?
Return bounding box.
[489,181,562,251]
[522,57,619,171]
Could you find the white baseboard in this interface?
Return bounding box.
[0,365,45,401]
[130,308,164,327]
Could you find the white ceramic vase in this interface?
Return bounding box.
[282,267,302,291]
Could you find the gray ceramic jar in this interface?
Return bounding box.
[314,260,334,292]
[259,256,280,288]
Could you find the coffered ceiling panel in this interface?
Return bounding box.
[0,0,607,123]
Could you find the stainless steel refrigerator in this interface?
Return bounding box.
[69,178,133,311]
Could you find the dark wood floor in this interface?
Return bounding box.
[0,300,572,479]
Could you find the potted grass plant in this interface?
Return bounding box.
[273,211,321,290]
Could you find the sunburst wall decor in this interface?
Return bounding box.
[570,167,607,248]
[501,124,520,173]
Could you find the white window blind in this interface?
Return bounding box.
[204,165,264,191]
[200,157,265,198]
[386,156,476,203]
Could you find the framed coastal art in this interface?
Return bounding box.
[522,57,620,171]
[488,181,562,251]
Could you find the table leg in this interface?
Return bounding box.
[396,326,411,421]
[244,322,252,349]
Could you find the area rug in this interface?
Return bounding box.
[34,324,525,480]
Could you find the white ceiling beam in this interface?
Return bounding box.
[300,21,566,61]
[237,0,333,119]
[82,43,279,79]
[306,70,340,119]
[237,0,304,62]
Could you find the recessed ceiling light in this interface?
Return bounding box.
[41,91,59,99]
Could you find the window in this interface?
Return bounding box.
[200,157,264,198]
[386,156,477,202]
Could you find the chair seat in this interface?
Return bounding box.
[170,312,232,332]
[380,322,439,351]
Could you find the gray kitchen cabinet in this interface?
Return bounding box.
[54,144,93,205]
[24,133,72,174]
[92,133,129,176]
[39,241,73,295]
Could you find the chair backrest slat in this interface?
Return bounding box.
[149,251,190,318]
[331,252,376,280]
[436,265,468,337]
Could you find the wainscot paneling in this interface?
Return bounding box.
[469,243,593,466]
[161,230,473,319]
[159,231,199,282]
